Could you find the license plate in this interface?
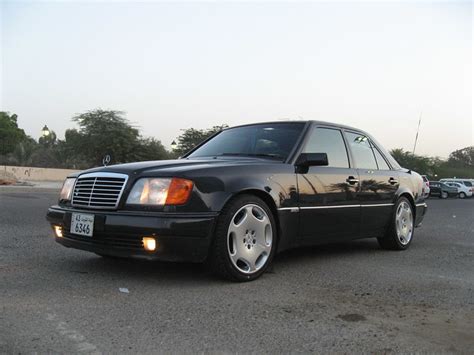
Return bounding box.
[70,213,94,237]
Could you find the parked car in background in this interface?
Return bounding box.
[421,175,430,198]
[440,178,473,189]
[46,120,427,281]
[429,181,458,199]
[445,182,472,199]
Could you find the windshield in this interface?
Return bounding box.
[186,123,306,161]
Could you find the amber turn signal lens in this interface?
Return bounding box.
[165,178,194,205]
[143,237,156,251]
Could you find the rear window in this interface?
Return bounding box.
[345,132,378,170]
[463,181,472,187]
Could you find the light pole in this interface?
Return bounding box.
[41,125,50,138]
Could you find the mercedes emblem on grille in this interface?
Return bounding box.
[102,154,111,167]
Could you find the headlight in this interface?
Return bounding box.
[59,178,76,201]
[126,178,193,206]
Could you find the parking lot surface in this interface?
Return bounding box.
[1,187,473,353]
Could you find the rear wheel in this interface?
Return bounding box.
[459,192,466,199]
[210,195,277,282]
[440,191,448,199]
[377,197,414,250]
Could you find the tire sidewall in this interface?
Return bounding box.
[390,197,414,250]
[214,195,278,281]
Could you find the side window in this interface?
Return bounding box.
[345,132,378,170]
[373,147,391,170]
[302,127,349,168]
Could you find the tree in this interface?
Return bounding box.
[38,130,57,147]
[69,109,142,166]
[135,138,170,161]
[390,148,474,179]
[390,148,435,175]
[62,109,170,168]
[448,146,474,167]
[174,125,228,156]
[8,137,38,166]
[0,112,28,155]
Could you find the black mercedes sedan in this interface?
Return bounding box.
[47,121,427,281]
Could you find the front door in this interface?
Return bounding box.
[297,126,360,243]
[344,131,399,236]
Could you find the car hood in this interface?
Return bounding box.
[72,157,281,177]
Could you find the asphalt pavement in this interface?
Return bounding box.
[1,187,473,353]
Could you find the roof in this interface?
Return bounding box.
[227,120,365,133]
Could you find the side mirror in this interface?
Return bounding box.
[295,153,329,168]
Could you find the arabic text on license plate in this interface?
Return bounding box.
[70,213,94,237]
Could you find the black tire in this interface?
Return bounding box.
[209,194,277,282]
[440,191,448,199]
[377,197,414,251]
[459,192,466,199]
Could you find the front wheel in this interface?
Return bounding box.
[440,191,448,199]
[209,195,277,282]
[459,192,466,199]
[377,197,414,250]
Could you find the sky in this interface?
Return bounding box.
[0,0,472,158]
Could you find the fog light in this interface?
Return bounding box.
[142,237,156,251]
[54,225,63,238]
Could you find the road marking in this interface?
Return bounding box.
[46,313,101,354]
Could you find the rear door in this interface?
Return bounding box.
[297,125,360,243]
[430,182,440,195]
[344,131,399,237]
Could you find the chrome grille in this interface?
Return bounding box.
[71,172,128,209]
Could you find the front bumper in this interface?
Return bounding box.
[46,206,218,262]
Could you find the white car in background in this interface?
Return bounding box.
[445,182,472,199]
[421,175,430,198]
[440,178,473,189]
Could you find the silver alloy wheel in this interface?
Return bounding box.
[441,191,448,199]
[395,201,413,245]
[459,192,466,199]
[227,204,273,274]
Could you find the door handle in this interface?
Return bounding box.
[346,176,359,184]
[389,177,399,185]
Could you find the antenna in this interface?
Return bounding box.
[412,112,422,155]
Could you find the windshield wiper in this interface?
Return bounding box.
[220,153,284,160]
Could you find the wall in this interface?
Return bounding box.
[1,165,79,182]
